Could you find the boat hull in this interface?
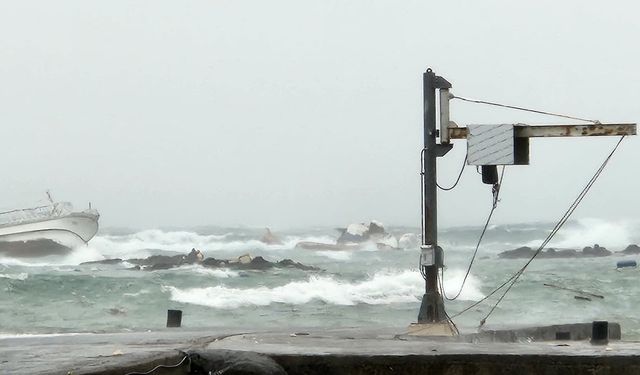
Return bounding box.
[0,212,99,257]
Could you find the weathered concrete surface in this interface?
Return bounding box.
[2,326,640,374]
[472,322,622,342]
[206,329,640,374]
[0,328,242,375]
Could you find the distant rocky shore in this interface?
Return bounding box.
[498,244,640,259]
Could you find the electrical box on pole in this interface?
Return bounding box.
[409,68,636,337]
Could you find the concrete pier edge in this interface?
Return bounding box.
[2,324,639,375]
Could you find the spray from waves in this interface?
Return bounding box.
[0,246,105,267]
[91,229,338,259]
[90,229,232,258]
[164,269,484,309]
[58,246,105,264]
[0,229,339,266]
[527,217,635,250]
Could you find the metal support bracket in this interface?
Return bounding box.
[436,143,453,157]
[434,76,452,89]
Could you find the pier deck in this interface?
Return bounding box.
[2,326,639,374]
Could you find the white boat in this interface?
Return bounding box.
[0,201,99,257]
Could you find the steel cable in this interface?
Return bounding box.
[451,95,600,124]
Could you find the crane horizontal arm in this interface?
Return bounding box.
[448,123,636,140]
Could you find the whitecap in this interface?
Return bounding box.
[0,272,28,281]
[163,269,484,309]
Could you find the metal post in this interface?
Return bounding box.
[417,68,446,323]
[439,88,451,144]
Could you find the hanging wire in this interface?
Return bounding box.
[450,136,627,323]
[437,273,460,335]
[443,166,505,301]
[437,154,468,191]
[451,95,601,124]
[420,149,426,249]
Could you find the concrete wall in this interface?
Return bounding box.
[271,354,640,375]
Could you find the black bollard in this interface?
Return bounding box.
[590,320,609,345]
[167,309,182,328]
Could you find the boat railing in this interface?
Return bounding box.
[0,202,73,226]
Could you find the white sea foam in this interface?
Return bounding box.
[0,272,28,280]
[173,264,239,278]
[123,289,151,297]
[315,251,352,261]
[164,269,484,309]
[0,257,42,267]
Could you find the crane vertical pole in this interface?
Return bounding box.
[417,68,446,323]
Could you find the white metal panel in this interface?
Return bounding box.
[467,124,515,165]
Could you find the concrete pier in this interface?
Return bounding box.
[1,325,639,374]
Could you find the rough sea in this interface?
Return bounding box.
[2,218,640,339]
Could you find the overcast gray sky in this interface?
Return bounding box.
[0,1,637,229]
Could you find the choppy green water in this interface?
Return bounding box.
[2,218,640,339]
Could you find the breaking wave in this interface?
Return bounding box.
[164,269,483,309]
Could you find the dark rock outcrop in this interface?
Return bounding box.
[582,244,611,257]
[81,252,320,272]
[621,244,640,254]
[336,220,387,244]
[498,247,535,259]
[298,220,398,250]
[498,244,611,259]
